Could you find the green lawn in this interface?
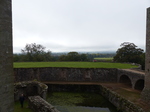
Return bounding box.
[14,101,32,112]
[13,62,138,69]
[94,57,113,61]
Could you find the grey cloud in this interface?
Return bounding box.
[12,0,148,53]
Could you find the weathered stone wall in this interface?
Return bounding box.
[142,7,150,102]
[0,0,14,111]
[14,68,145,90]
[99,85,145,112]
[14,67,118,83]
[28,96,60,112]
[14,81,48,101]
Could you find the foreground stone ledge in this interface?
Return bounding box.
[28,96,60,112]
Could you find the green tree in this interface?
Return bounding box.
[13,54,20,62]
[113,42,144,65]
[59,55,67,61]
[67,52,80,61]
[80,54,88,61]
[138,53,145,70]
[58,52,88,61]
[21,43,51,62]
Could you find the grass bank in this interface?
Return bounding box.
[13,62,138,69]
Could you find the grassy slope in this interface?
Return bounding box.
[13,62,137,69]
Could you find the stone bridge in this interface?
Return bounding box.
[118,69,145,90]
[14,67,145,91]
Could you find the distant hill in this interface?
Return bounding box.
[52,51,116,56]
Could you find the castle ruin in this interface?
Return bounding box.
[0,0,150,111]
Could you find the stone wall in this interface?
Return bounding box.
[99,85,145,112]
[28,96,60,112]
[0,0,14,112]
[14,81,48,101]
[14,67,118,83]
[14,67,145,90]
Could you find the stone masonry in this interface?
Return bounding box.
[28,96,60,112]
[142,7,150,101]
[0,0,14,112]
[14,68,118,83]
[14,68,145,90]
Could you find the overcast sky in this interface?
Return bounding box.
[12,0,150,53]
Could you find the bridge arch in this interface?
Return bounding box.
[119,75,132,87]
[134,79,144,91]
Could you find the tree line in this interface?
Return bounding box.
[113,42,145,69]
[13,43,115,62]
[13,42,145,69]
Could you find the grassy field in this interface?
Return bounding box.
[13,62,138,69]
[94,57,113,61]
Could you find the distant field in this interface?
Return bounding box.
[13,62,138,69]
[94,57,113,61]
